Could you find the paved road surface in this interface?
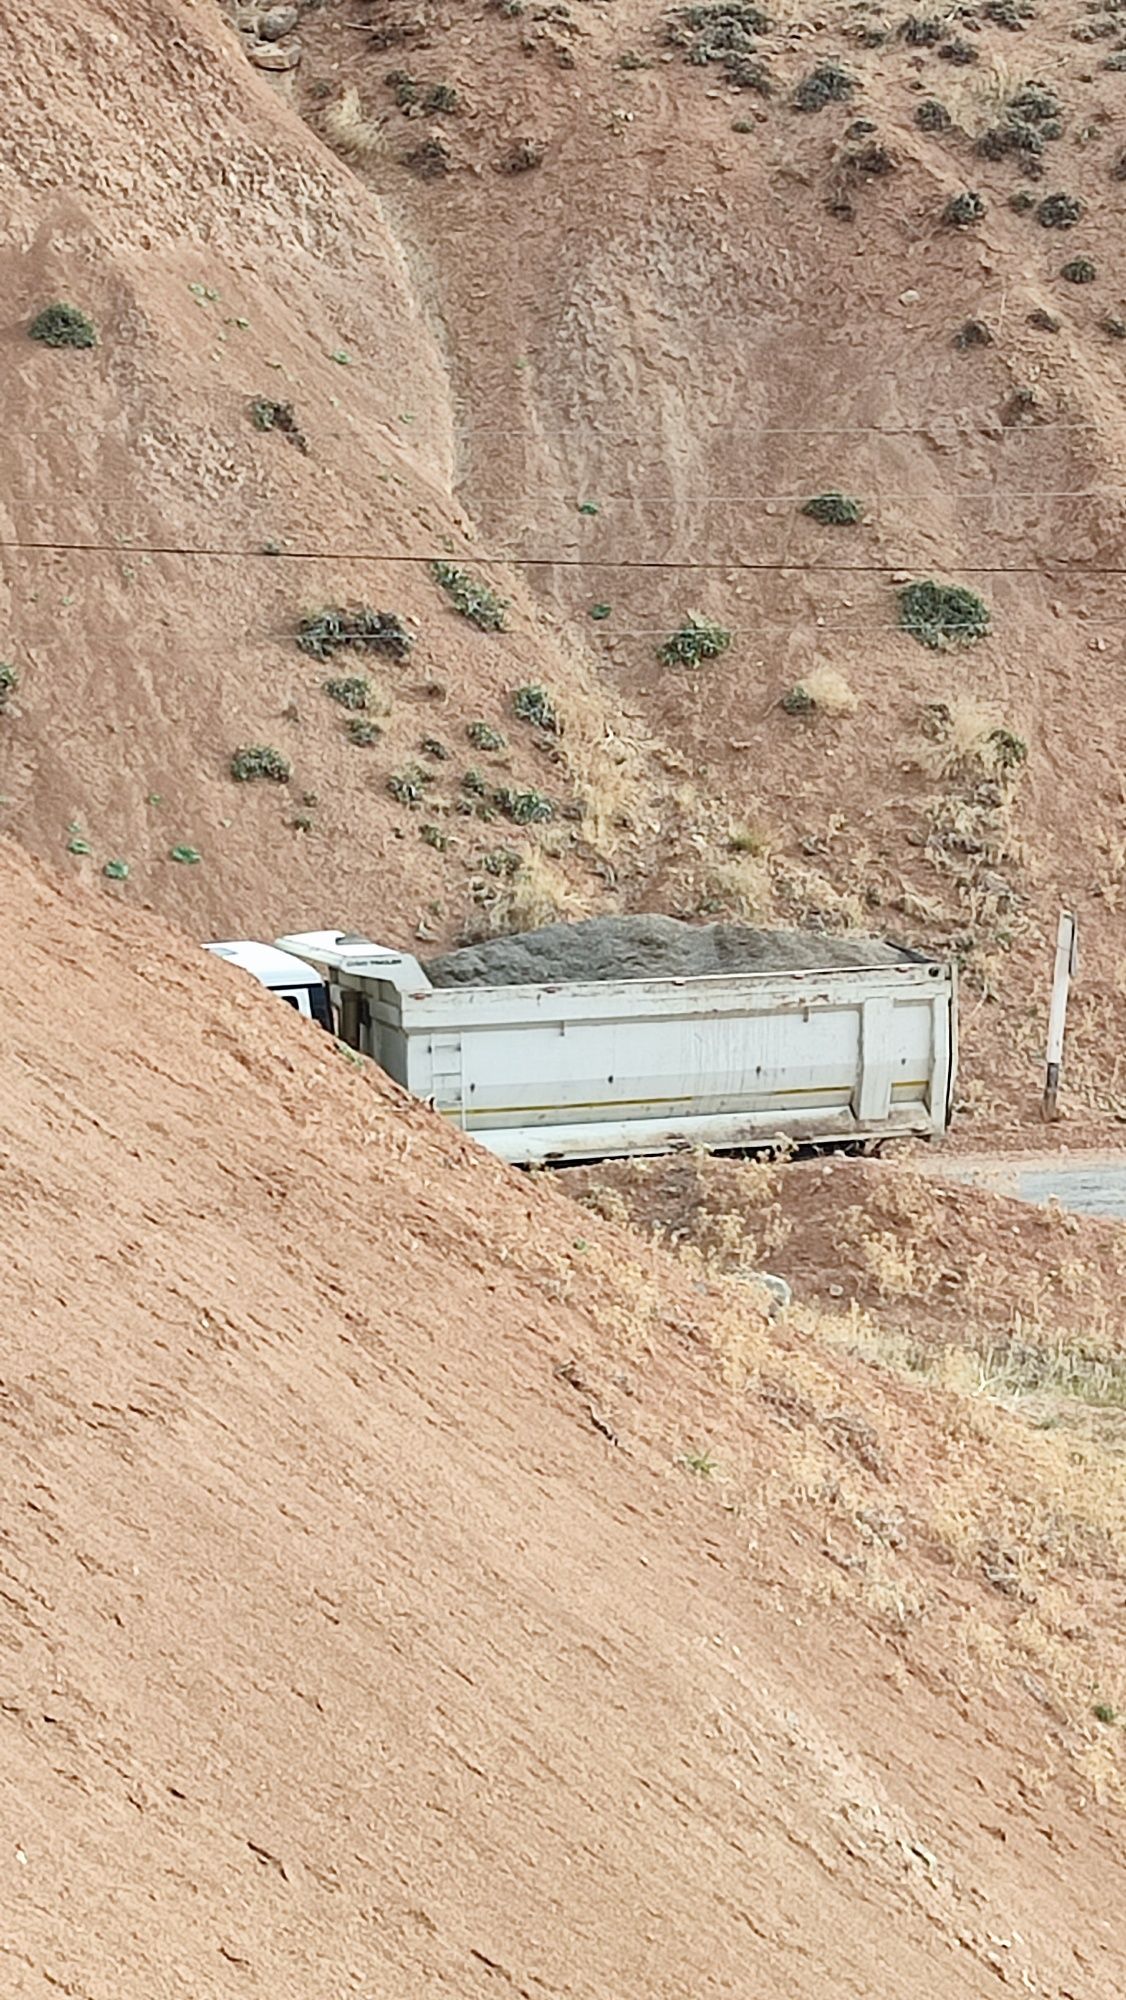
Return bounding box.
[934,1152,1126,1220]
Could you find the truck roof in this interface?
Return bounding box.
[205,940,324,989]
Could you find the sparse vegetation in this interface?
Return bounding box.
[954,318,993,348]
[659,615,732,667]
[1009,84,1062,126]
[322,675,371,710]
[421,736,451,760]
[943,189,986,226]
[102,859,130,881]
[1027,305,1061,329]
[512,684,560,732]
[902,14,943,43]
[1037,191,1083,227]
[405,137,452,178]
[1061,257,1097,282]
[937,36,979,62]
[0,663,18,711]
[346,717,383,746]
[1009,188,1036,211]
[782,666,859,716]
[298,607,413,661]
[467,720,507,750]
[29,303,97,349]
[388,764,433,805]
[915,97,951,130]
[664,4,773,89]
[431,562,508,630]
[249,397,308,452]
[170,844,201,865]
[802,490,863,526]
[1102,314,1126,339]
[498,138,547,172]
[899,580,991,648]
[494,786,554,824]
[793,61,855,110]
[982,0,1034,26]
[919,700,1027,779]
[322,88,383,160]
[679,1449,718,1477]
[387,71,460,114]
[231,745,291,783]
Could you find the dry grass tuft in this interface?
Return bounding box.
[785,665,860,716]
[475,845,594,936]
[323,89,385,160]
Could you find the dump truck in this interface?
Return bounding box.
[261,921,956,1166]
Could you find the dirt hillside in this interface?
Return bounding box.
[3,840,1125,1996]
[3,0,1126,1128]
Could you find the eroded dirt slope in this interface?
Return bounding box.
[297,0,1126,1125]
[2,839,1125,1997]
[0,0,644,947]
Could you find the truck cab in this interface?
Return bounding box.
[204,940,334,1031]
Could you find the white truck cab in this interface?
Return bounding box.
[204,940,334,1030]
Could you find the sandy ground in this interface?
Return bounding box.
[2,839,1125,1996]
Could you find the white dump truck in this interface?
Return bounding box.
[254,922,957,1166]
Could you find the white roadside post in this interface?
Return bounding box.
[1041,911,1078,1122]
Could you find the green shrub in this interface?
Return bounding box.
[462,767,488,795]
[249,397,308,452]
[420,823,449,850]
[902,14,943,43]
[982,0,1033,26]
[494,786,554,824]
[977,120,1042,160]
[231,745,291,783]
[388,764,432,804]
[467,720,507,750]
[421,735,451,759]
[915,97,951,130]
[1061,256,1096,282]
[431,562,508,630]
[937,36,978,62]
[346,717,383,746]
[801,490,863,525]
[899,580,991,648]
[512,684,559,731]
[1037,191,1082,227]
[298,607,412,660]
[793,61,855,110]
[322,674,371,709]
[481,846,521,876]
[1009,188,1036,211]
[29,303,97,349]
[0,663,18,710]
[665,2,773,85]
[659,615,732,667]
[1009,85,1062,124]
[780,685,814,714]
[103,859,130,881]
[943,190,986,226]
[954,318,993,348]
[1027,305,1060,329]
[170,844,202,865]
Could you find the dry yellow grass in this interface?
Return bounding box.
[322,88,385,160]
[791,665,859,716]
[480,846,595,935]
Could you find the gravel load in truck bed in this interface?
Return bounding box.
[423,915,911,989]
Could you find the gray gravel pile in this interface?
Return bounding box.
[424,915,909,989]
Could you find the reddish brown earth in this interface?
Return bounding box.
[3,0,1126,1131]
[3,841,1126,1996]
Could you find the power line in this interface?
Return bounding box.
[7,537,1126,574]
[454,420,1103,436]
